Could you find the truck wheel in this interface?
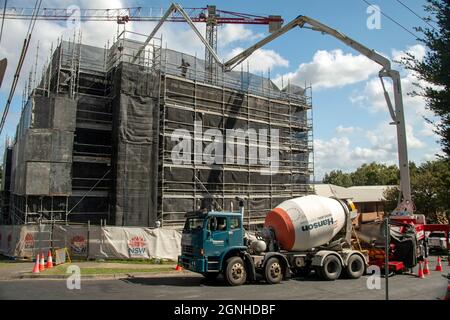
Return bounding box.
[224,256,247,286]
[345,254,365,279]
[264,257,283,284]
[319,255,342,281]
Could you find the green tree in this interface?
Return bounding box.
[400,0,450,157]
[322,163,399,186]
[349,162,399,186]
[383,159,450,221]
[322,170,353,187]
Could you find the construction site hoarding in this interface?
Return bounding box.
[0,224,181,261]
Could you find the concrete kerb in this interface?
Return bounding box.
[19,270,193,280]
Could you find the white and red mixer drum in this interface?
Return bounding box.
[264,195,347,251]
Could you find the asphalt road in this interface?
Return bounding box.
[1,257,448,300]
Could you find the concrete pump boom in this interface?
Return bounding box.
[223,15,413,214]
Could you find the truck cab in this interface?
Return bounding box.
[178,210,246,277]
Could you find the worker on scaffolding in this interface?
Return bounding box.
[179,58,191,78]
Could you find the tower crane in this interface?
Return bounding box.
[2,5,283,82]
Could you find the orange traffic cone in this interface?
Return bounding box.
[175,264,183,271]
[423,258,430,275]
[435,256,443,272]
[39,252,45,271]
[32,254,40,273]
[417,261,424,278]
[46,250,53,269]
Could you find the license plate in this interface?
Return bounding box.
[430,239,440,246]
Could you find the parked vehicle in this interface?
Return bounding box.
[179,195,369,286]
[428,231,448,252]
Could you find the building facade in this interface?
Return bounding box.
[1,32,314,228]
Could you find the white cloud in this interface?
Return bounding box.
[226,47,289,73]
[345,43,440,167]
[366,121,424,151]
[219,24,263,47]
[335,125,360,134]
[422,148,445,162]
[0,2,267,93]
[350,67,433,120]
[405,123,425,149]
[0,0,124,93]
[392,44,426,64]
[274,49,381,90]
[315,119,426,180]
[419,120,437,137]
[314,136,396,179]
[265,43,437,179]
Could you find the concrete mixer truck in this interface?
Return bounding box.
[178,195,368,286]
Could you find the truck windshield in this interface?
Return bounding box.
[429,232,445,238]
[184,218,204,232]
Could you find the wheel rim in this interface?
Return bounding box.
[231,262,245,281]
[270,262,281,279]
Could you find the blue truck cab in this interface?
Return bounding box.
[178,209,247,277]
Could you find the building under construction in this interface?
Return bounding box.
[0,27,313,228]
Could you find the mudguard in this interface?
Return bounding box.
[311,250,344,267]
[219,246,248,270]
[243,252,257,281]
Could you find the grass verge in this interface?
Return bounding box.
[32,264,175,276]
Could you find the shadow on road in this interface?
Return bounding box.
[121,271,331,287]
[121,276,230,287]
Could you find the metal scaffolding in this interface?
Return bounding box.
[3,29,313,228]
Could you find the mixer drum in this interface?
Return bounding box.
[264,195,346,251]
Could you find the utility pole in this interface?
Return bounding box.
[384,216,390,300]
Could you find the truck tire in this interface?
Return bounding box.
[345,254,365,279]
[224,256,247,286]
[264,257,283,284]
[319,255,342,281]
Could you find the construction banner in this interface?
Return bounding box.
[53,225,89,258]
[0,224,182,261]
[99,227,181,261]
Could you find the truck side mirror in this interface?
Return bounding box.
[206,230,211,239]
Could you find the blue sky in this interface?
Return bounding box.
[0,0,443,179]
